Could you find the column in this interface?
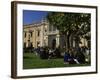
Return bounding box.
[56,34,60,48]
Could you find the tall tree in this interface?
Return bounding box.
[47,12,91,49]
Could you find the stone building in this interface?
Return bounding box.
[23,20,48,48]
[23,19,90,49]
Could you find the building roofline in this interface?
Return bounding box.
[23,22,48,28]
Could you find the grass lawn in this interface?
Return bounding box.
[23,53,90,69]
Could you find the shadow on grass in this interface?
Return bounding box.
[23,56,33,59]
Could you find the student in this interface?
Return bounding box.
[75,48,85,64]
[48,49,54,60]
[68,49,76,64]
[64,49,70,64]
[73,50,80,64]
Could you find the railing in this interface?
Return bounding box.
[47,30,59,35]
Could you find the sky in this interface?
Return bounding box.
[23,10,48,25]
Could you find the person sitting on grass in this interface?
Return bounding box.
[48,48,54,60]
[75,47,85,64]
[72,50,80,64]
[64,49,70,64]
[68,49,76,64]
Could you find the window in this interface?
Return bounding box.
[45,29,47,32]
[28,34,30,40]
[49,25,56,31]
[30,42,33,48]
[37,41,40,47]
[53,26,56,31]
[30,32,33,37]
[24,32,26,38]
[49,24,52,31]
[37,30,40,37]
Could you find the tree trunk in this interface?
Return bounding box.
[69,33,74,48]
[75,36,80,48]
[67,34,70,49]
[65,33,70,49]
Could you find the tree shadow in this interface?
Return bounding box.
[23,56,33,59]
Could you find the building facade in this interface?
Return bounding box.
[23,20,90,49]
[23,20,48,48]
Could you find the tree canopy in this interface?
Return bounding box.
[47,12,91,49]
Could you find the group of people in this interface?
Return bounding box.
[33,46,89,64]
[63,47,88,64]
[35,47,61,59]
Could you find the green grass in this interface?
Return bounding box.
[23,53,90,69]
